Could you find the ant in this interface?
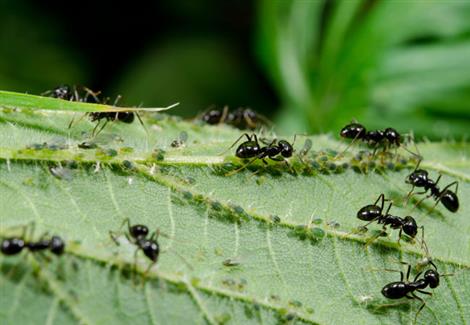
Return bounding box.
[1,224,65,257]
[225,133,296,175]
[109,218,160,274]
[339,121,419,158]
[42,84,100,103]
[381,261,450,323]
[227,107,270,130]
[200,106,270,130]
[406,160,459,213]
[356,194,421,245]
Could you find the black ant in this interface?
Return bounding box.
[109,218,160,273]
[200,106,270,130]
[381,261,450,323]
[1,227,65,257]
[356,194,421,245]
[225,133,296,175]
[339,122,418,158]
[406,160,459,213]
[42,84,100,103]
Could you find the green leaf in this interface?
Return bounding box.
[0,91,469,324]
[256,0,470,138]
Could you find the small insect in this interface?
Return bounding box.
[357,194,421,245]
[225,133,296,175]
[406,160,459,212]
[381,262,450,323]
[339,121,418,158]
[109,218,160,273]
[1,233,65,256]
[226,107,270,130]
[42,84,100,103]
[200,106,270,130]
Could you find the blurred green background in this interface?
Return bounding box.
[1,0,469,139]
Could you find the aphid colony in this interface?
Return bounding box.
[1,88,462,323]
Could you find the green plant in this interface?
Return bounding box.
[256,0,470,138]
[0,91,469,324]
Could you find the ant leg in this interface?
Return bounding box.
[384,202,393,215]
[397,228,402,245]
[112,95,122,106]
[411,293,426,324]
[405,186,415,204]
[364,227,388,247]
[417,290,432,296]
[68,113,89,130]
[82,86,101,103]
[91,120,102,136]
[109,231,122,246]
[413,193,433,211]
[224,157,259,177]
[93,120,109,137]
[135,112,149,137]
[373,194,386,208]
[334,133,361,160]
[219,133,254,155]
[144,260,157,276]
[220,106,229,124]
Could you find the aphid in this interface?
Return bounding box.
[381,262,449,323]
[170,131,188,148]
[109,218,160,273]
[406,160,459,212]
[225,133,296,175]
[1,234,65,256]
[339,121,418,158]
[357,194,421,245]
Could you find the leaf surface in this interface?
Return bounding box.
[0,95,469,325]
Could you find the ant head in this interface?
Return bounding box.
[278,140,294,158]
[130,224,149,239]
[340,123,366,140]
[424,269,440,288]
[53,85,72,99]
[50,236,65,255]
[117,112,135,124]
[384,128,401,144]
[402,216,418,238]
[406,169,428,186]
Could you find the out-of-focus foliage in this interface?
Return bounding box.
[257,0,470,139]
[0,0,88,92]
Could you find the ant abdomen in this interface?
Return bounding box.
[402,216,418,237]
[381,282,408,299]
[1,238,25,255]
[357,205,382,221]
[440,190,459,212]
[340,123,366,139]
